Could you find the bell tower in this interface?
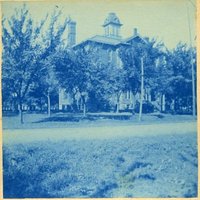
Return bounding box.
[103,13,122,38]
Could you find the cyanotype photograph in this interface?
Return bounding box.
[1,0,198,198]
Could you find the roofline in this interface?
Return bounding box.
[73,34,150,49]
[102,22,123,27]
[74,40,119,48]
[72,36,130,49]
[124,35,148,44]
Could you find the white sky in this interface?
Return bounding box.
[2,0,196,49]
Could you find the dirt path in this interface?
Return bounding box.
[3,121,197,144]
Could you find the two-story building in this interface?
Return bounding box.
[59,13,164,112]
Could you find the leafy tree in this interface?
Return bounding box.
[119,44,141,103]
[2,5,69,122]
[86,62,112,112]
[119,38,164,117]
[32,9,69,116]
[2,5,47,123]
[53,46,93,116]
[54,43,127,114]
[51,48,78,111]
[150,53,173,111]
[75,46,127,114]
[86,61,126,113]
[166,43,196,114]
[106,65,126,113]
[70,46,101,116]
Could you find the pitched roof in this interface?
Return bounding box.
[73,34,147,49]
[73,35,130,48]
[89,35,126,45]
[124,35,147,44]
[103,13,122,27]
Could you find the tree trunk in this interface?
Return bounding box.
[116,94,120,113]
[116,102,119,113]
[139,57,144,122]
[76,98,80,111]
[132,93,136,111]
[19,103,24,124]
[47,92,51,117]
[83,103,86,117]
[162,94,165,112]
[171,99,175,112]
[40,97,43,111]
[160,94,163,112]
[81,95,87,117]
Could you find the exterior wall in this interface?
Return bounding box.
[116,49,123,68]
[118,91,140,110]
[58,88,73,110]
[85,44,122,68]
[98,46,111,65]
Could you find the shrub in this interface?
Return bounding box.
[134,101,155,113]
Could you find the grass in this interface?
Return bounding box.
[2,112,197,197]
[2,112,197,129]
[3,132,198,198]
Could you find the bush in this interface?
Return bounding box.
[87,92,111,112]
[134,101,155,113]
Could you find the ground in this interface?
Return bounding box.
[2,112,197,129]
[2,113,198,198]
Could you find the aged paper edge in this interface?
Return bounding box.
[0,0,199,199]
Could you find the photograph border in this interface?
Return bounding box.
[0,0,199,199]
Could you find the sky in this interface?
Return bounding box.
[2,0,196,49]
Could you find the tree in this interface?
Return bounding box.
[166,43,196,114]
[151,53,173,112]
[2,5,47,123]
[106,65,126,113]
[2,5,69,122]
[83,60,127,113]
[53,46,94,116]
[36,9,69,116]
[54,44,127,114]
[119,44,141,109]
[119,38,164,118]
[71,47,97,116]
[52,48,78,111]
[75,46,127,114]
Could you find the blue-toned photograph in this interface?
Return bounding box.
[2,0,198,198]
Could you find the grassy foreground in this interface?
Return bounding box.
[3,132,198,198]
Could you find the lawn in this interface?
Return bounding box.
[2,112,197,129]
[3,129,198,198]
[3,113,198,198]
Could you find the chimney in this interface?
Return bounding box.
[133,28,138,36]
[67,17,76,47]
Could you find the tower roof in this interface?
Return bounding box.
[103,12,122,27]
